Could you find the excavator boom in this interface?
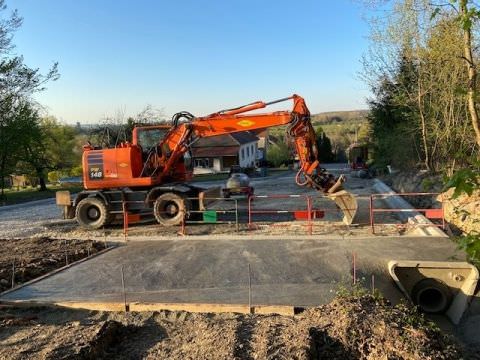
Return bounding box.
[160,95,357,224]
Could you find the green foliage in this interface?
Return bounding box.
[444,165,480,267]
[47,170,68,183]
[70,165,83,177]
[443,166,480,198]
[421,177,435,191]
[267,142,290,167]
[364,11,479,172]
[336,276,383,300]
[315,127,335,162]
[457,232,480,268]
[367,55,421,169]
[0,1,58,196]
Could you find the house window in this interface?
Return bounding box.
[241,148,244,159]
[247,146,250,157]
[194,158,210,168]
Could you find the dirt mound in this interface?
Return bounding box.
[440,188,480,235]
[0,295,461,359]
[304,296,459,359]
[0,237,105,292]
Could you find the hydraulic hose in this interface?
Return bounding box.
[171,111,195,128]
[295,168,309,186]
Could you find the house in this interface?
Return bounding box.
[191,131,259,173]
[250,128,269,162]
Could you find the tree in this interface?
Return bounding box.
[315,127,335,162]
[19,117,79,190]
[0,1,58,196]
[361,0,478,172]
[267,142,290,167]
[457,0,480,148]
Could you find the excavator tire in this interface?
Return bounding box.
[75,197,112,229]
[154,192,189,226]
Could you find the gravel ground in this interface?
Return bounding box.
[0,169,403,239]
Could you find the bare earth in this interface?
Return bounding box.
[0,237,106,293]
[0,296,461,360]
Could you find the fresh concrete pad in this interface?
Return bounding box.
[1,236,463,307]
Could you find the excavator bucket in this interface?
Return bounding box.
[326,176,358,225]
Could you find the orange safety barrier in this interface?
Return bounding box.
[179,197,240,235]
[248,194,314,235]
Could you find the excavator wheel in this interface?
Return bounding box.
[154,192,189,226]
[75,197,112,230]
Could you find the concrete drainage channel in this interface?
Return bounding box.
[371,179,447,237]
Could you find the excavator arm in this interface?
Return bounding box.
[159,95,357,224]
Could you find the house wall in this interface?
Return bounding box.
[222,156,237,169]
[193,156,239,173]
[238,141,257,168]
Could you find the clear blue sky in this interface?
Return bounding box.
[8,0,370,123]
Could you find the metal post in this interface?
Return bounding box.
[248,195,252,230]
[122,193,128,241]
[180,208,186,236]
[248,263,252,314]
[369,195,375,234]
[234,199,239,232]
[64,239,69,265]
[441,193,446,230]
[103,227,108,249]
[307,196,313,235]
[11,258,15,289]
[352,252,357,285]
[121,265,128,312]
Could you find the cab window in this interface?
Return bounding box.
[136,128,168,149]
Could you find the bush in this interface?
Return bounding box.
[70,165,83,177]
[47,170,69,183]
[267,142,290,167]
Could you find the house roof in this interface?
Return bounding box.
[250,128,268,138]
[192,131,259,148]
[191,146,239,157]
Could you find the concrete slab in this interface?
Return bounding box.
[1,237,463,307]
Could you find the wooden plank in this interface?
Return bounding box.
[130,302,295,315]
[0,300,296,316]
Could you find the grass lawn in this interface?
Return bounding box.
[0,184,83,206]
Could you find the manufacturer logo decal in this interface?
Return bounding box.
[118,162,128,168]
[237,120,255,127]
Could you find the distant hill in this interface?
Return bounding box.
[311,110,369,124]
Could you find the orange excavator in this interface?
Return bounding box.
[58,95,357,229]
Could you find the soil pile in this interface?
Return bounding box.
[0,237,105,292]
[0,295,461,359]
[440,188,480,235]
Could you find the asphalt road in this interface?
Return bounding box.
[1,236,463,306]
